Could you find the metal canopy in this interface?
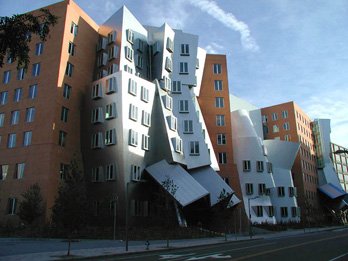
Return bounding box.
[145,160,209,207]
[318,183,347,199]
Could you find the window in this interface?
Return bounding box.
[35,42,44,55]
[129,104,138,121]
[7,198,17,215]
[267,162,273,173]
[0,113,4,127]
[91,132,103,149]
[17,67,26,80]
[105,164,116,181]
[161,76,171,92]
[284,134,291,141]
[213,64,222,74]
[91,107,103,123]
[272,112,278,121]
[108,30,117,44]
[125,46,133,61]
[172,81,181,93]
[128,79,137,95]
[61,107,69,123]
[141,86,149,102]
[216,115,225,126]
[108,64,118,75]
[278,187,285,197]
[273,125,279,133]
[25,107,35,122]
[0,165,9,181]
[179,62,188,74]
[214,80,223,91]
[108,45,118,60]
[32,63,40,77]
[70,22,78,36]
[63,84,71,99]
[7,133,16,148]
[289,187,296,197]
[180,44,190,55]
[65,62,74,77]
[68,41,75,55]
[168,115,177,131]
[14,88,22,102]
[142,134,150,150]
[246,183,253,195]
[291,207,298,217]
[281,207,288,217]
[283,122,290,130]
[142,111,151,126]
[164,95,173,110]
[58,131,67,147]
[92,83,103,99]
[256,206,263,217]
[10,110,20,125]
[105,129,116,145]
[23,131,32,146]
[243,160,251,172]
[165,57,172,72]
[135,54,143,69]
[0,91,8,105]
[3,70,11,84]
[152,41,160,55]
[190,141,200,155]
[129,129,138,147]
[126,29,134,43]
[15,163,25,179]
[166,37,174,52]
[262,115,268,123]
[268,206,275,217]
[105,103,116,120]
[256,161,264,172]
[183,120,193,134]
[217,133,226,145]
[91,166,103,182]
[29,84,38,99]
[179,100,189,113]
[173,137,183,153]
[215,97,224,108]
[131,165,141,181]
[124,65,133,74]
[258,183,266,195]
[282,110,288,119]
[218,152,227,164]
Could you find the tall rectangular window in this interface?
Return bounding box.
[141,86,149,102]
[126,29,134,44]
[272,112,278,121]
[7,133,16,148]
[23,131,32,146]
[63,84,71,99]
[256,206,263,217]
[217,133,226,145]
[105,164,116,181]
[58,131,67,147]
[164,95,173,110]
[28,84,38,99]
[0,113,4,127]
[25,107,35,122]
[129,129,138,147]
[256,161,264,172]
[243,160,251,172]
[190,141,200,155]
[183,120,193,134]
[32,63,40,77]
[128,79,137,96]
[215,97,224,108]
[168,115,177,131]
[10,110,20,125]
[91,132,103,149]
[106,77,117,94]
[68,42,75,56]
[214,80,223,91]
[213,64,222,74]
[218,152,227,164]
[216,115,225,126]
[267,162,273,173]
[180,44,189,55]
[125,46,133,62]
[131,165,140,181]
[142,134,150,151]
[282,110,288,119]
[0,91,8,105]
[105,128,116,145]
[142,111,151,127]
[258,183,266,195]
[173,137,183,153]
[105,103,116,120]
[281,207,288,217]
[14,88,22,102]
[179,62,188,74]
[172,81,181,93]
[92,83,103,99]
[283,122,290,130]
[246,183,253,195]
[278,187,285,197]
[3,70,11,84]
[70,22,78,36]
[61,107,69,122]
[65,62,74,77]
[17,67,26,80]
[0,164,9,180]
[35,42,44,55]
[91,107,103,124]
[7,198,17,215]
[179,100,189,113]
[129,104,138,121]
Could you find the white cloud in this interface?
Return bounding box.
[204,42,225,54]
[187,0,259,52]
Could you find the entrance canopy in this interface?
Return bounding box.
[318,183,347,199]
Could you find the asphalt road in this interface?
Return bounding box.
[85,228,348,261]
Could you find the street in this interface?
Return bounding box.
[84,228,348,261]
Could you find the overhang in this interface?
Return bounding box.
[318,183,347,199]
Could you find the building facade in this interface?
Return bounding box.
[331,143,348,193]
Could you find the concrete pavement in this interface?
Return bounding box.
[0,226,346,261]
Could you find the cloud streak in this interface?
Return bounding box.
[187,0,259,52]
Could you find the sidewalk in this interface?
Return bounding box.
[1,226,346,261]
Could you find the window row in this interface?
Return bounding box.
[2,63,43,84]
[245,183,297,197]
[252,205,300,218]
[0,131,33,148]
[0,107,36,127]
[242,160,273,173]
[91,163,117,182]
[0,163,26,181]
[0,84,38,105]
[128,130,150,150]
[91,129,117,148]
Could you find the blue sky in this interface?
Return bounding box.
[1,0,347,148]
